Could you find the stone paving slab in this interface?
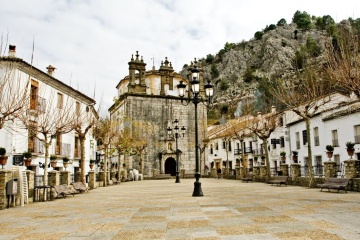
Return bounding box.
[1,178,360,239]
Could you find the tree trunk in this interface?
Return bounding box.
[80,136,86,184]
[117,152,121,181]
[263,138,271,181]
[103,144,108,186]
[43,135,50,186]
[139,150,143,174]
[305,117,315,187]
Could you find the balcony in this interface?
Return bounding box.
[29,95,46,113]
[234,148,253,155]
[28,138,44,154]
[55,142,71,156]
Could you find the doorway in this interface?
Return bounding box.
[165,157,176,176]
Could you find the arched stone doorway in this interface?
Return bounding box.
[165,157,176,176]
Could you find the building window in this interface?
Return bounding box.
[332,130,339,146]
[302,130,307,145]
[228,141,232,151]
[280,137,285,148]
[76,102,80,116]
[355,125,360,144]
[210,144,213,154]
[222,141,226,149]
[296,132,300,149]
[215,143,218,150]
[30,81,38,110]
[57,93,63,109]
[313,127,319,146]
[279,117,284,127]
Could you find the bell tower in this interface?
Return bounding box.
[128,51,147,94]
[159,57,174,96]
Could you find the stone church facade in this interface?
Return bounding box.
[109,52,208,177]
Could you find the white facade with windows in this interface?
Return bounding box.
[0,46,98,177]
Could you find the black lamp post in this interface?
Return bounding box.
[167,119,186,183]
[177,59,214,197]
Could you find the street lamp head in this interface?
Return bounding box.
[174,119,179,127]
[177,81,186,98]
[181,126,186,137]
[190,66,200,94]
[204,80,214,97]
[167,126,172,136]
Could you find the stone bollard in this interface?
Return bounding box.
[290,164,301,181]
[235,167,241,180]
[239,167,246,179]
[0,170,13,209]
[48,171,60,186]
[26,170,35,202]
[75,171,81,182]
[344,160,359,179]
[60,171,71,185]
[280,164,289,176]
[260,166,267,178]
[99,171,105,187]
[88,171,96,189]
[253,166,260,181]
[324,161,337,178]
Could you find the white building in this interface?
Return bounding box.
[0,46,98,178]
[207,93,360,177]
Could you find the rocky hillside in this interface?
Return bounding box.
[180,12,359,123]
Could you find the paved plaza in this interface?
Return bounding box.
[1,178,360,240]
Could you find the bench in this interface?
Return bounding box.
[54,184,77,198]
[268,176,288,186]
[317,178,351,193]
[71,182,89,193]
[242,174,253,182]
[112,178,119,185]
[154,174,171,179]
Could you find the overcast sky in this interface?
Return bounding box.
[1,0,359,115]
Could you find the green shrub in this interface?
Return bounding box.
[254,31,264,40]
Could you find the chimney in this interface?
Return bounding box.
[46,65,56,77]
[8,45,16,57]
[271,105,276,114]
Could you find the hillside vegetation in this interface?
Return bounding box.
[180,10,360,125]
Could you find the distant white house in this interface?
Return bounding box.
[207,93,360,177]
[0,45,98,178]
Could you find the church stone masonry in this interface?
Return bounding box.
[109,52,208,177]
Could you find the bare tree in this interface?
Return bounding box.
[325,27,360,98]
[247,111,277,181]
[0,60,29,130]
[19,89,75,185]
[131,121,156,175]
[72,104,98,184]
[111,126,133,181]
[265,66,335,187]
[93,117,119,186]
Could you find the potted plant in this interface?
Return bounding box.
[280,151,286,163]
[50,154,57,168]
[346,141,355,158]
[22,150,33,167]
[63,156,70,170]
[326,145,334,159]
[0,147,8,169]
[89,159,95,170]
[292,151,298,163]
